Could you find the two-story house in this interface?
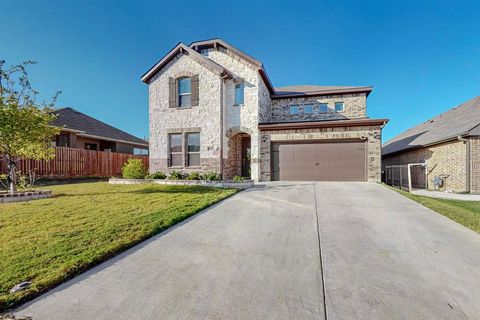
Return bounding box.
[142,39,387,182]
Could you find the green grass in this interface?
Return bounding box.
[387,186,480,233]
[0,182,237,311]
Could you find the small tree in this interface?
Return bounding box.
[0,60,60,194]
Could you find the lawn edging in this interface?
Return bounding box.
[0,190,52,203]
[0,183,238,312]
[384,184,480,233]
[109,178,254,189]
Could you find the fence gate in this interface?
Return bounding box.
[384,163,427,192]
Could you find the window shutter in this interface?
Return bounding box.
[191,74,199,106]
[168,77,176,108]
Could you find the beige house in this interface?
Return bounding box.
[382,96,480,193]
[142,39,387,182]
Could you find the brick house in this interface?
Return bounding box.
[142,39,387,181]
[53,107,148,154]
[382,96,480,193]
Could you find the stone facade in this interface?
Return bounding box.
[260,125,382,182]
[270,93,367,123]
[148,53,223,175]
[146,40,384,182]
[382,140,470,192]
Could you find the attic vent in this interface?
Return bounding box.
[429,120,434,123]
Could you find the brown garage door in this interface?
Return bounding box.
[271,140,366,181]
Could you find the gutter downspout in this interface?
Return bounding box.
[219,74,229,179]
[457,135,471,193]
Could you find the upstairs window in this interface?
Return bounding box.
[304,104,314,114]
[234,83,244,105]
[187,132,201,167]
[178,77,191,107]
[169,133,183,167]
[335,102,344,112]
[289,105,299,115]
[319,103,329,113]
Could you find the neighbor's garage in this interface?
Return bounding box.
[271,140,367,181]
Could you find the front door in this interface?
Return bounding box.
[241,137,251,178]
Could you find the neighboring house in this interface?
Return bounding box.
[52,107,148,154]
[142,39,387,181]
[382,96,480,193]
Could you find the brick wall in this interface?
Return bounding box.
[382,140,468,192]
[260,125,382,182]
[270,93,367,123]
[469,137,480,193]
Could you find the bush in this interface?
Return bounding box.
[146,171,166,179]
[202,172,220,181]
[187,171,202,180]
[169,170,185,180]
[232,175,245,183]
[122,159,147,179]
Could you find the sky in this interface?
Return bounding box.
[1,0,479,142]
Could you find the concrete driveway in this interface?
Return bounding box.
[15,183,480,319]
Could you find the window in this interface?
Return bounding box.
[178,77,191,107]
[304,104,314,114]
[85,143,97,150]
[187,132,201,167]
[200,49,209,56]
[335,102,344,112]
[169,133,183,167]
[234,83,244,105]
[289,105,299,115]
[319,103,329,113]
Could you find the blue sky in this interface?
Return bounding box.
[2,0,479,142]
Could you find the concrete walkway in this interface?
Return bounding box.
[413,189,480,201]
[15,182,480,319]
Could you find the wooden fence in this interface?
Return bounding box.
[0,147,149,178]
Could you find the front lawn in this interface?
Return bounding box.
[388,186,480,233]
[0,182,236,311]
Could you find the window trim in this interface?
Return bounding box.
[186,132,201,167]
[177,77,192,108]
[289,105,300,115]
[319,103,329,113]
[303,104,314,114]
[334,101,345,112]
[168,133,183,167]
[234,83,245,106]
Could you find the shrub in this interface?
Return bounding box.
[169,170,185,180]
[232,175,245,183]
[202,172,220,181]
[187,171,202,180]
[146,171,166,179]
[122,159,147,179]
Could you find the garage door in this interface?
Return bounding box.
[271,140,366,181]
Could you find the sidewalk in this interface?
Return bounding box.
[412,189,480,201]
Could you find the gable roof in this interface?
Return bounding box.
[53,107,148,147]
[141,42,233,83]
[273,85,373,99]
[142,38,372,98]
[189,38,276,94]
[382,96,480,156]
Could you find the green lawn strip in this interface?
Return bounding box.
[0,182,237,311]
[386,185,480,233]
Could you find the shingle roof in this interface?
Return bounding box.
[141,42,233,83]
[382,96,480,156]
[273,85,373,98]
[52,107,148,147]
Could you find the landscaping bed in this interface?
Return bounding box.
[109,178,254,189]
[0,182,236,311]
[0,190,52,203]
